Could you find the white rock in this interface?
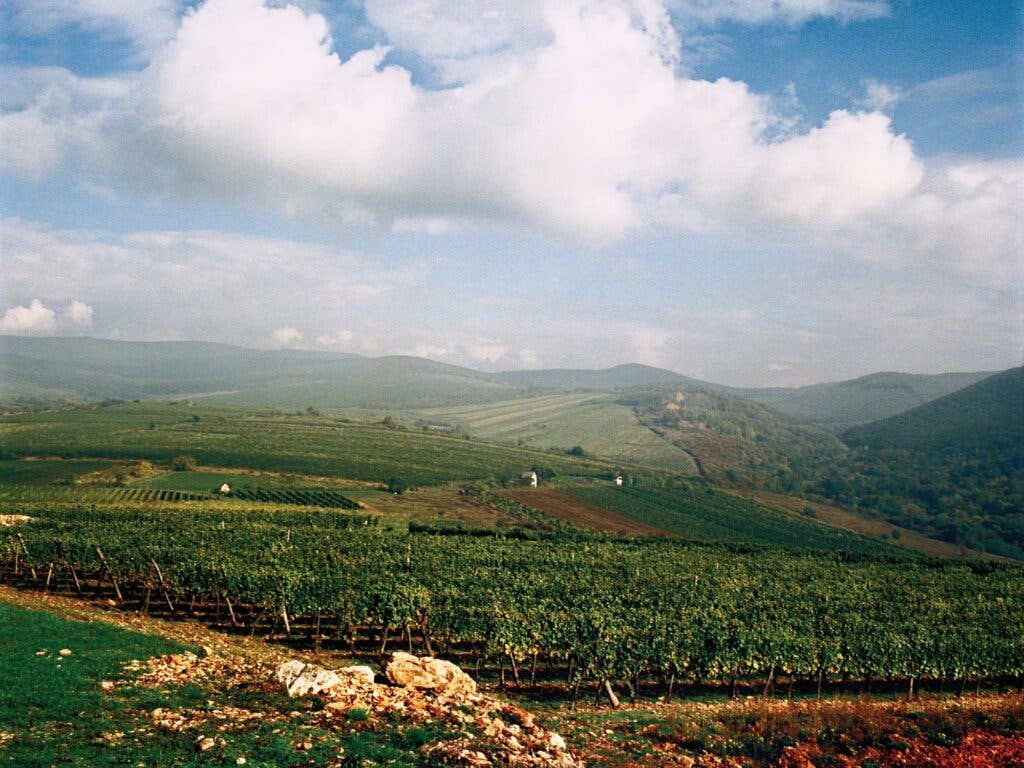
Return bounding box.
[274,661,375,697]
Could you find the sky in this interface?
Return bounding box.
[0,0,1021,387]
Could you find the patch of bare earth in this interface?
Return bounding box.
[0,515,31,527]
[502,488,667,536]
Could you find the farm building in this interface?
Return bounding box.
[521,471,538,487]
[219,483,231,494]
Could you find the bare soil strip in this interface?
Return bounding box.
[501,488,669,536]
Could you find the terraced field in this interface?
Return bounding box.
[421,393,698,473]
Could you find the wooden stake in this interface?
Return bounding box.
[95,547,123,604]
[603,680,620,708]
[281,606,291,636]
[44,563,54,590]
[150,560,175,613]
[67,563,81,592]
[16,534,37,580]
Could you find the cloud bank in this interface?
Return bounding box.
[0,0,1019,294]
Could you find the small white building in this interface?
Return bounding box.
[614,474,624,486]
[521,471,538,488]
[219,483,231,494]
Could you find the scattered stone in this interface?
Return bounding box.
[58,648,72,657]
[385,652,476,694]
[235,758,246,766]
[196,736,216,752]
[99,681,116,692]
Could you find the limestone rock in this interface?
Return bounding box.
[385,652,476,694]
[274,660,375,697]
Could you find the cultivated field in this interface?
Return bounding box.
[421,393,699,473]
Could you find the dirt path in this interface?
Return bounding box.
[502,488,669,536]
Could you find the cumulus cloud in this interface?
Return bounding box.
[0,0,1017,292]
[63,300,95,327]
[0,299,57,334]
[271,327,303,346]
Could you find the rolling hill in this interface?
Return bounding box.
[732,370,993,429]
[0,336,520,409]
[806,367,1023,558]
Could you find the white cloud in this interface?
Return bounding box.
[2,0,184,52]
[857,78,903,111]
[271,327,303,346]
[1,0,1016,294]
[0,299,57,334]
[63,300,94,327]
[315,330,355,348]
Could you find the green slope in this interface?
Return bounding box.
[806,368,1023,558]
[492,362,694,390]
[421,392,699,473]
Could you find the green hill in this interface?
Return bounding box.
[733,371,992,430]
[807,368,1023,558]
[619,384,846,489]
[420,392,700,473]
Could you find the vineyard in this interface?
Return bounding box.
[560,483,900,553]
[228,487,361,509]
[4,505,1022,698]
[0,403,615,486]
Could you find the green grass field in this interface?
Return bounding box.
[0,403,615,486]
[421,393,698,473]
[0,600,454,767]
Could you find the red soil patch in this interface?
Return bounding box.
[502,488,668,536]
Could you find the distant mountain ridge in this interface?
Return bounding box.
[0,336,997,427]
[731,370,994,429]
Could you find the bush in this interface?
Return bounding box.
[170,455,197,472]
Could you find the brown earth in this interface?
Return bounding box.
[502,488,668,536]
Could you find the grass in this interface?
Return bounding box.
[0,600,191,766]
[421,393,698,473]
[0,600,459,767]
[0,402,615,486]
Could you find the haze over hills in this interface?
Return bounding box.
[0,336,994,426]
[734,370,995,430]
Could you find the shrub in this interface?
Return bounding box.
[170,455,197,472]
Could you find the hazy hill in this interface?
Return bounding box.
[807,367,1023,558]
[733,370,993,429]
[841,367,1023,452]
[0,336,520,409]
[493,363,694,390]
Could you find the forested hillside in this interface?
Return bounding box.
[807,368,1023,558]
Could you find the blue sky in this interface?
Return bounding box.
[0,0,1020,385]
